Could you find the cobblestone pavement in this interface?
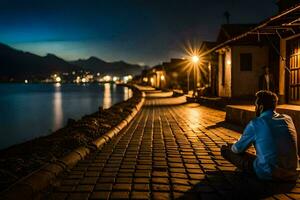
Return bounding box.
[46,92,300,200]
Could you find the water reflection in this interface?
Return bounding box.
[123,87,133,101]
[53,84,63,130]
[112,83,117,91]
[0,83,132,149]
[103,83,112,109]
[54,82,61,88]
[128,88,133,99]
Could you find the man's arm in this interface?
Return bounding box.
[231,120,255,153]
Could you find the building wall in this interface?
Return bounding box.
[155,72,161,89]
[149,74,157,88]
[217,47,232,97]
[231,45,269,97]
[148,71,166,89]
[279,38,287,103]
[156,71,166,89]
[209,53,219,96]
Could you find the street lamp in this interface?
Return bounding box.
[191,55,200,97]
[192,55,199,63]
[182,43,203,96]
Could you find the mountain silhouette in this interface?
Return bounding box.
[71,56,143,77]
[0,43,77,81]
[0,42,143,81]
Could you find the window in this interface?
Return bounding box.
[240,53,252,71]
[288,38,300,103]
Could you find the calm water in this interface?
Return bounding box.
[0,83,132,150]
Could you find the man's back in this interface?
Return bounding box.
[252,111,299,180]
[222,91,299,181]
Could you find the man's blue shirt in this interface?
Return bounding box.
[232,109,299,180]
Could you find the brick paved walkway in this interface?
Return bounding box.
[46,92,300,200]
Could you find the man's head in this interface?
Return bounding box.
[255,90,278,117]
[263,66,270,74]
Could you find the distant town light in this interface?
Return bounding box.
[24,79,28,84]
[97,73,100,76]
[86,75,93,81]
[123,76,129,83]
[113,76,119,82]
[72,71,76,75]
[103,75,111,82]
[53,74,57,78]
[55,76,61,82]
[81,78,87,83]
[75,76,81,83]
[143,77,148,82]
[123,75,133,83]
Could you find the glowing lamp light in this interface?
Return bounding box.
[161,75,165,81]
[81,78,87,83]
[55,76,61,82]
[143,77,148,82]
[75,76,81,83]
[227,60,231,65]
[150,77,154,84]
[24,80,28,84]
[113,76,118,82]
[192,55,199,63]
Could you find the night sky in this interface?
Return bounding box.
[0,0,277,66]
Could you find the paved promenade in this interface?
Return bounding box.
[46,92,300,200]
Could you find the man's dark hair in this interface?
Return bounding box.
[255,90,278,111]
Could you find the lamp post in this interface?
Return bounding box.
[191,55,199,97]
[187,71,190,94]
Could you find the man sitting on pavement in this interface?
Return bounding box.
[221,90,299,181]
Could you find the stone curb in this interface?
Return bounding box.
[1,87,145,200]
[92,96,145,149]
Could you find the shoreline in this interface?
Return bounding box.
[0,84,144,194]
[0,81,122,84]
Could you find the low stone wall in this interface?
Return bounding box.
[225,104,300,155]
[0,85,145,199]
[172,90,184,97]
[225,105,256,127]
[197,96,229,110]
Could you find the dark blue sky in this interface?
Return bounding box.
[0,0,277,66]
